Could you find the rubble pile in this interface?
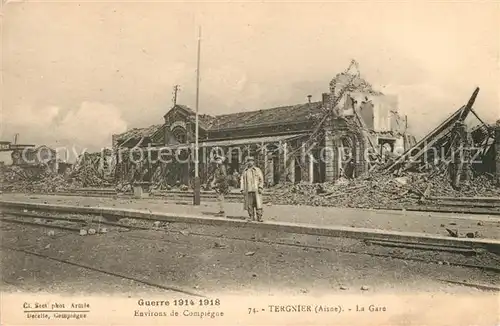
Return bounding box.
[268,175,414,208]
[424,174,500,198]
[150,164,172,190]
[0,151,113,192]
[116,182,132,193]
[70,164,111,187]
[269,171,500,208]
[0,164,77,193]
[10,173,77,193]
[69,152,112,187]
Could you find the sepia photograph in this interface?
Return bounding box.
[0,1,499,325]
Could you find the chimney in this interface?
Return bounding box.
[112,134,119,151]
[307,95,312,104]
[322,93,330,108]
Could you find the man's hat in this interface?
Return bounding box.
[245,156,255,163]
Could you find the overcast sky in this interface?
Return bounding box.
[1,1,499,160]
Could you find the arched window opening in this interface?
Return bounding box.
[172,126,187,144]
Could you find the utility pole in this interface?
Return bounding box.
[172,85,180,107]
[193,26,201,206]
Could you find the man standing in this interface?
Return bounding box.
[209,155,229,217]
[240,156,264,222]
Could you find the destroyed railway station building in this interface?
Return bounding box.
[112,76,417,187]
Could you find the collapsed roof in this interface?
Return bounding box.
[114,102,327,143]
[199,102,325,130]
[115,124,163,143]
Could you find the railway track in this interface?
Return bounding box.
[2,209,500,275]
[0,211,205,297]
[3,199,500,251]
[0,245,205,297]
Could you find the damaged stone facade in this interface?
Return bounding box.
[10,145,59,173]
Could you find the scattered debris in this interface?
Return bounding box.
[335,177,349,186]
[360,285,369,291]
[88,228,96,235]
[245,251,256,256]
[0,149,115,193]
[394,177,409,186]
[47,230,55,237]
[79,229,88,236]
[268,171,500,208]
[213,242,227,249]
[340,285,348,290]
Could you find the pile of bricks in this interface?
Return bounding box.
[268,170,500,208]
[69,152,112,187]
[0,164,76,193]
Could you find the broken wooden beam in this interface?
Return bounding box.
[386,87,480,173]
[385,106,465,172]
